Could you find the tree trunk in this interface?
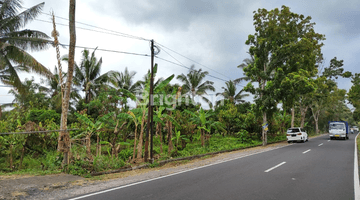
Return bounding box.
[201,129,205,146]
[291,106,295,128]
[158,122,163,154]
[110,121,127,158]
[167,112,174,154]
[115,144,121,158]
[311,107,320,134]
[96,135,99,156]
[19,145,25,170]
[132,124,137,160]
[300,106,308,128]
[85,134,92,159]
[137,109,146,159]
[9,144,13,170]
[58,0,76,165]
[262,112,267,146]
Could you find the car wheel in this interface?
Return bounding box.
[288,141,291,144]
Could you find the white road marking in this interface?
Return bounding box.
[264,162,286,173]
[68,144,292,200]
[302,149,311,154]
[318,143,323,146]
[354,133,360,200]
[328,140,331,142]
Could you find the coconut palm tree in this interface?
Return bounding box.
[43,66,80,112]
[109,67,141,110]
[8,78,49,110]
[72,48,114,103]
[176,66,215,106]
[216,80,249,105]
[110,67,141,94]
[234,54,254,84]
[0,1,53,93]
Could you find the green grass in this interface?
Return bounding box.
[0,133,286,177]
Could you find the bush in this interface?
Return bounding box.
[27,109,60,124]
[118,149,132,161]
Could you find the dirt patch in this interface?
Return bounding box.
[0,173,84,199]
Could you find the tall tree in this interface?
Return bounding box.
[244,5,324,145]
[177,66,215,106]
[110,67,141,110]
[58,0,76,165]
[0,0,52,93]
[73,48,113,103]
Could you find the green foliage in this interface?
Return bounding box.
[27,109,61,123]
[149,161,160,168]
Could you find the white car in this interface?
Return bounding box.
[286,127,308,143]
[353,126,359,134]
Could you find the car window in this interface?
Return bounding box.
[330,124,345,130]
[287,128,300,133]
[301,128,305,132]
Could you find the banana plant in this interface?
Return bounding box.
[118,110,139,160]
[99,141,131,158]
[74,112,113,158]
[135,63,175,160]
[171,127,189,150]
[185,108,226,146]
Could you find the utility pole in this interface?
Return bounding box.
[145,40,155,163]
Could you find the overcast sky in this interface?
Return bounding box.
[1,0,359,108]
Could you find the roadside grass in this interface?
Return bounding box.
[0,133,287,178]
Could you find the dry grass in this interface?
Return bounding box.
[11,191,27,197]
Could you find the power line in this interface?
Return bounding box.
[7,37,151,57]
[155,42,231,80]
[37,11,150,41]
[35,19,148,41]
[155,56,229,82]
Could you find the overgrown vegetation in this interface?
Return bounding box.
[0,3,357,177]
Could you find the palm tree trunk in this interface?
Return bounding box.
[58,0,76,165]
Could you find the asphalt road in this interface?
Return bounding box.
[70,134,356,200]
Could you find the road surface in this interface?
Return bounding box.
[70,134,357,200]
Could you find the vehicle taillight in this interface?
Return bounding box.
[286,134,290,136]
[297,133,302,135]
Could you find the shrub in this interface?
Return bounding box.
[27,109,60,124]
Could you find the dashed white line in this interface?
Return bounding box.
[302,149,311,154]
[318,143,323,146]
[328,140,331,142]
[264,162,286,173]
